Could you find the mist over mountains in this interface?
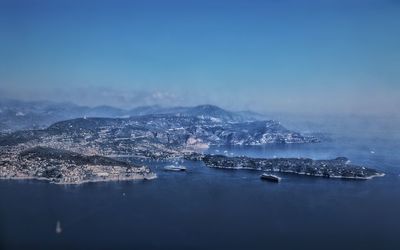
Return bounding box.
[1,99,398,143]
[0,99,266,133]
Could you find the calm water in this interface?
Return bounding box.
[1,136,400,250]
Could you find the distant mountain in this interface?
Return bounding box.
[0,99,120,132]
[0,100,266,132]
[129,104,261,122]
[85,105,127,117]
[128,105,187,116]
[182,105,241,122]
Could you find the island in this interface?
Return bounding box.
[196,154,384,180]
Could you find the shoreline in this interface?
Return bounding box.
[0,173,157,185]
[208,165,385,180]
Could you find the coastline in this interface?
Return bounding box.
[208,165,385,180]
[0,173,157,185]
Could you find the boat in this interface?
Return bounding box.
[56,220,62,234]
[164,165,187,171]
[260,173,281,182]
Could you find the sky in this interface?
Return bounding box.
[0,0,399,115]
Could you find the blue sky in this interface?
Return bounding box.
[0,0,399,114]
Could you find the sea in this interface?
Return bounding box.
[1,118,400,250]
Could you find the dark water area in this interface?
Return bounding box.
[1,136,400,249]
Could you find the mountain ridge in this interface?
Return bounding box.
[0,99,265,132]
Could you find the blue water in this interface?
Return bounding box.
[1,136,400,249]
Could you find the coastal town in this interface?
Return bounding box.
[0,146,155,184]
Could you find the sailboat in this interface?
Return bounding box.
[56,220,62,234]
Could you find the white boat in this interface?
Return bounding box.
[164,165,187,171]
[260,173,281,182]
[56,220,62,234]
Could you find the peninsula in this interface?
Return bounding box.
[0,146,155,184]
[199,154,384,180]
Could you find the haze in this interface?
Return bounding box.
[0,0,399,115]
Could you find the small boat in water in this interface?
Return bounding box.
[55,220,62,234]
[260,173,281,183]
[164,165,187,171]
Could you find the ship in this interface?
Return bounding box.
[164,165,187,171]
[260,173,281,182]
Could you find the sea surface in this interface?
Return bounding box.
[1,132,400,249]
